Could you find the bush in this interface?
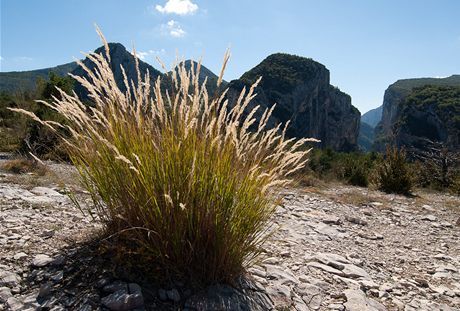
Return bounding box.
[374,146,413,194]
[306,149,379,187]
[342,156,370,187]
[413,149,460,193]
[10,32,313,284]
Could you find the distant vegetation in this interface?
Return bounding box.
[0,72,74,157]
[302,147,460,195]
[374,146,413,195]
[0,62,77,93]
[389,75,460,97]
[403,84,460,113]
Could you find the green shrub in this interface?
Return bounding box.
[10,32,313,284]
[306,149,379,187]
[342,156,370,187]
[374,146,413,194]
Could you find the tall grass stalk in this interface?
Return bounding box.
[10,29,315,283]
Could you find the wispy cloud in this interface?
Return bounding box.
[0,56,3,61]
[161,20,186,38]
[15,56,33,61]
[155,0,198,15]
[133,49,166,61]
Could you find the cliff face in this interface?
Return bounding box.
[227,54,360,151]
[374,75,460,157]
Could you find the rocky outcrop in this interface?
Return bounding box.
[393,88,460,158]
[227,53,360,151]
[374,75,460,157]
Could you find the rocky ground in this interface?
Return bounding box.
[0,153,459,311]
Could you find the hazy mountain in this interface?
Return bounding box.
[358,122,374,152]
[361,105,382,128]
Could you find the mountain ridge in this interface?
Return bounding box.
[1,44,361,151]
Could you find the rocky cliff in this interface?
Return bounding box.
[227,54,360,151]
[374,75,460,156]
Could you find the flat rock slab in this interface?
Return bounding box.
[344,289,387,311]
[307,253,371,280]
[184,284,273,311]
[31,254,53,267]
[0,270,21,288]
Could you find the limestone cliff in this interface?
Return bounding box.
[374,75,460,157]
[227,53,360,151]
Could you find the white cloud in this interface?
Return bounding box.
[15,56,33,61]
[155,0,198,15]
[134,49,166,61]
[0,56,3,61]
[161,20,186,38]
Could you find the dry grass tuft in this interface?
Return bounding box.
[10,29,316,284]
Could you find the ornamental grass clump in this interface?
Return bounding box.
[10,30,314,283]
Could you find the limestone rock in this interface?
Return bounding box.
[31,254,53,267]
[343,289,387,311]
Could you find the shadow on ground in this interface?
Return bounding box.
[21,239,273,311]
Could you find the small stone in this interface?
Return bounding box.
[359,279,379,290]
[414,278,429,288]
[96,277,111,288]
[343,289,386,311]
[421,215,436,222]
[7,297,24,311]
[0,287,13,303]
[345,216,368,226]
[265,265,299,285]
[167,288,181,302]
[103,281,128,293]
[0,270,21,288]
[158,289,168,301]
[50,271,64,283]
[322,215,341,225]
[31,254,53,267]
[128,283,142,295]
[328,303,345,310]
[266,285,291,309]
[13,252,28,261]
[38,283,52,298]
[101,289,144,311]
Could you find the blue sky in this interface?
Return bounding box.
[1,0,459,114]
